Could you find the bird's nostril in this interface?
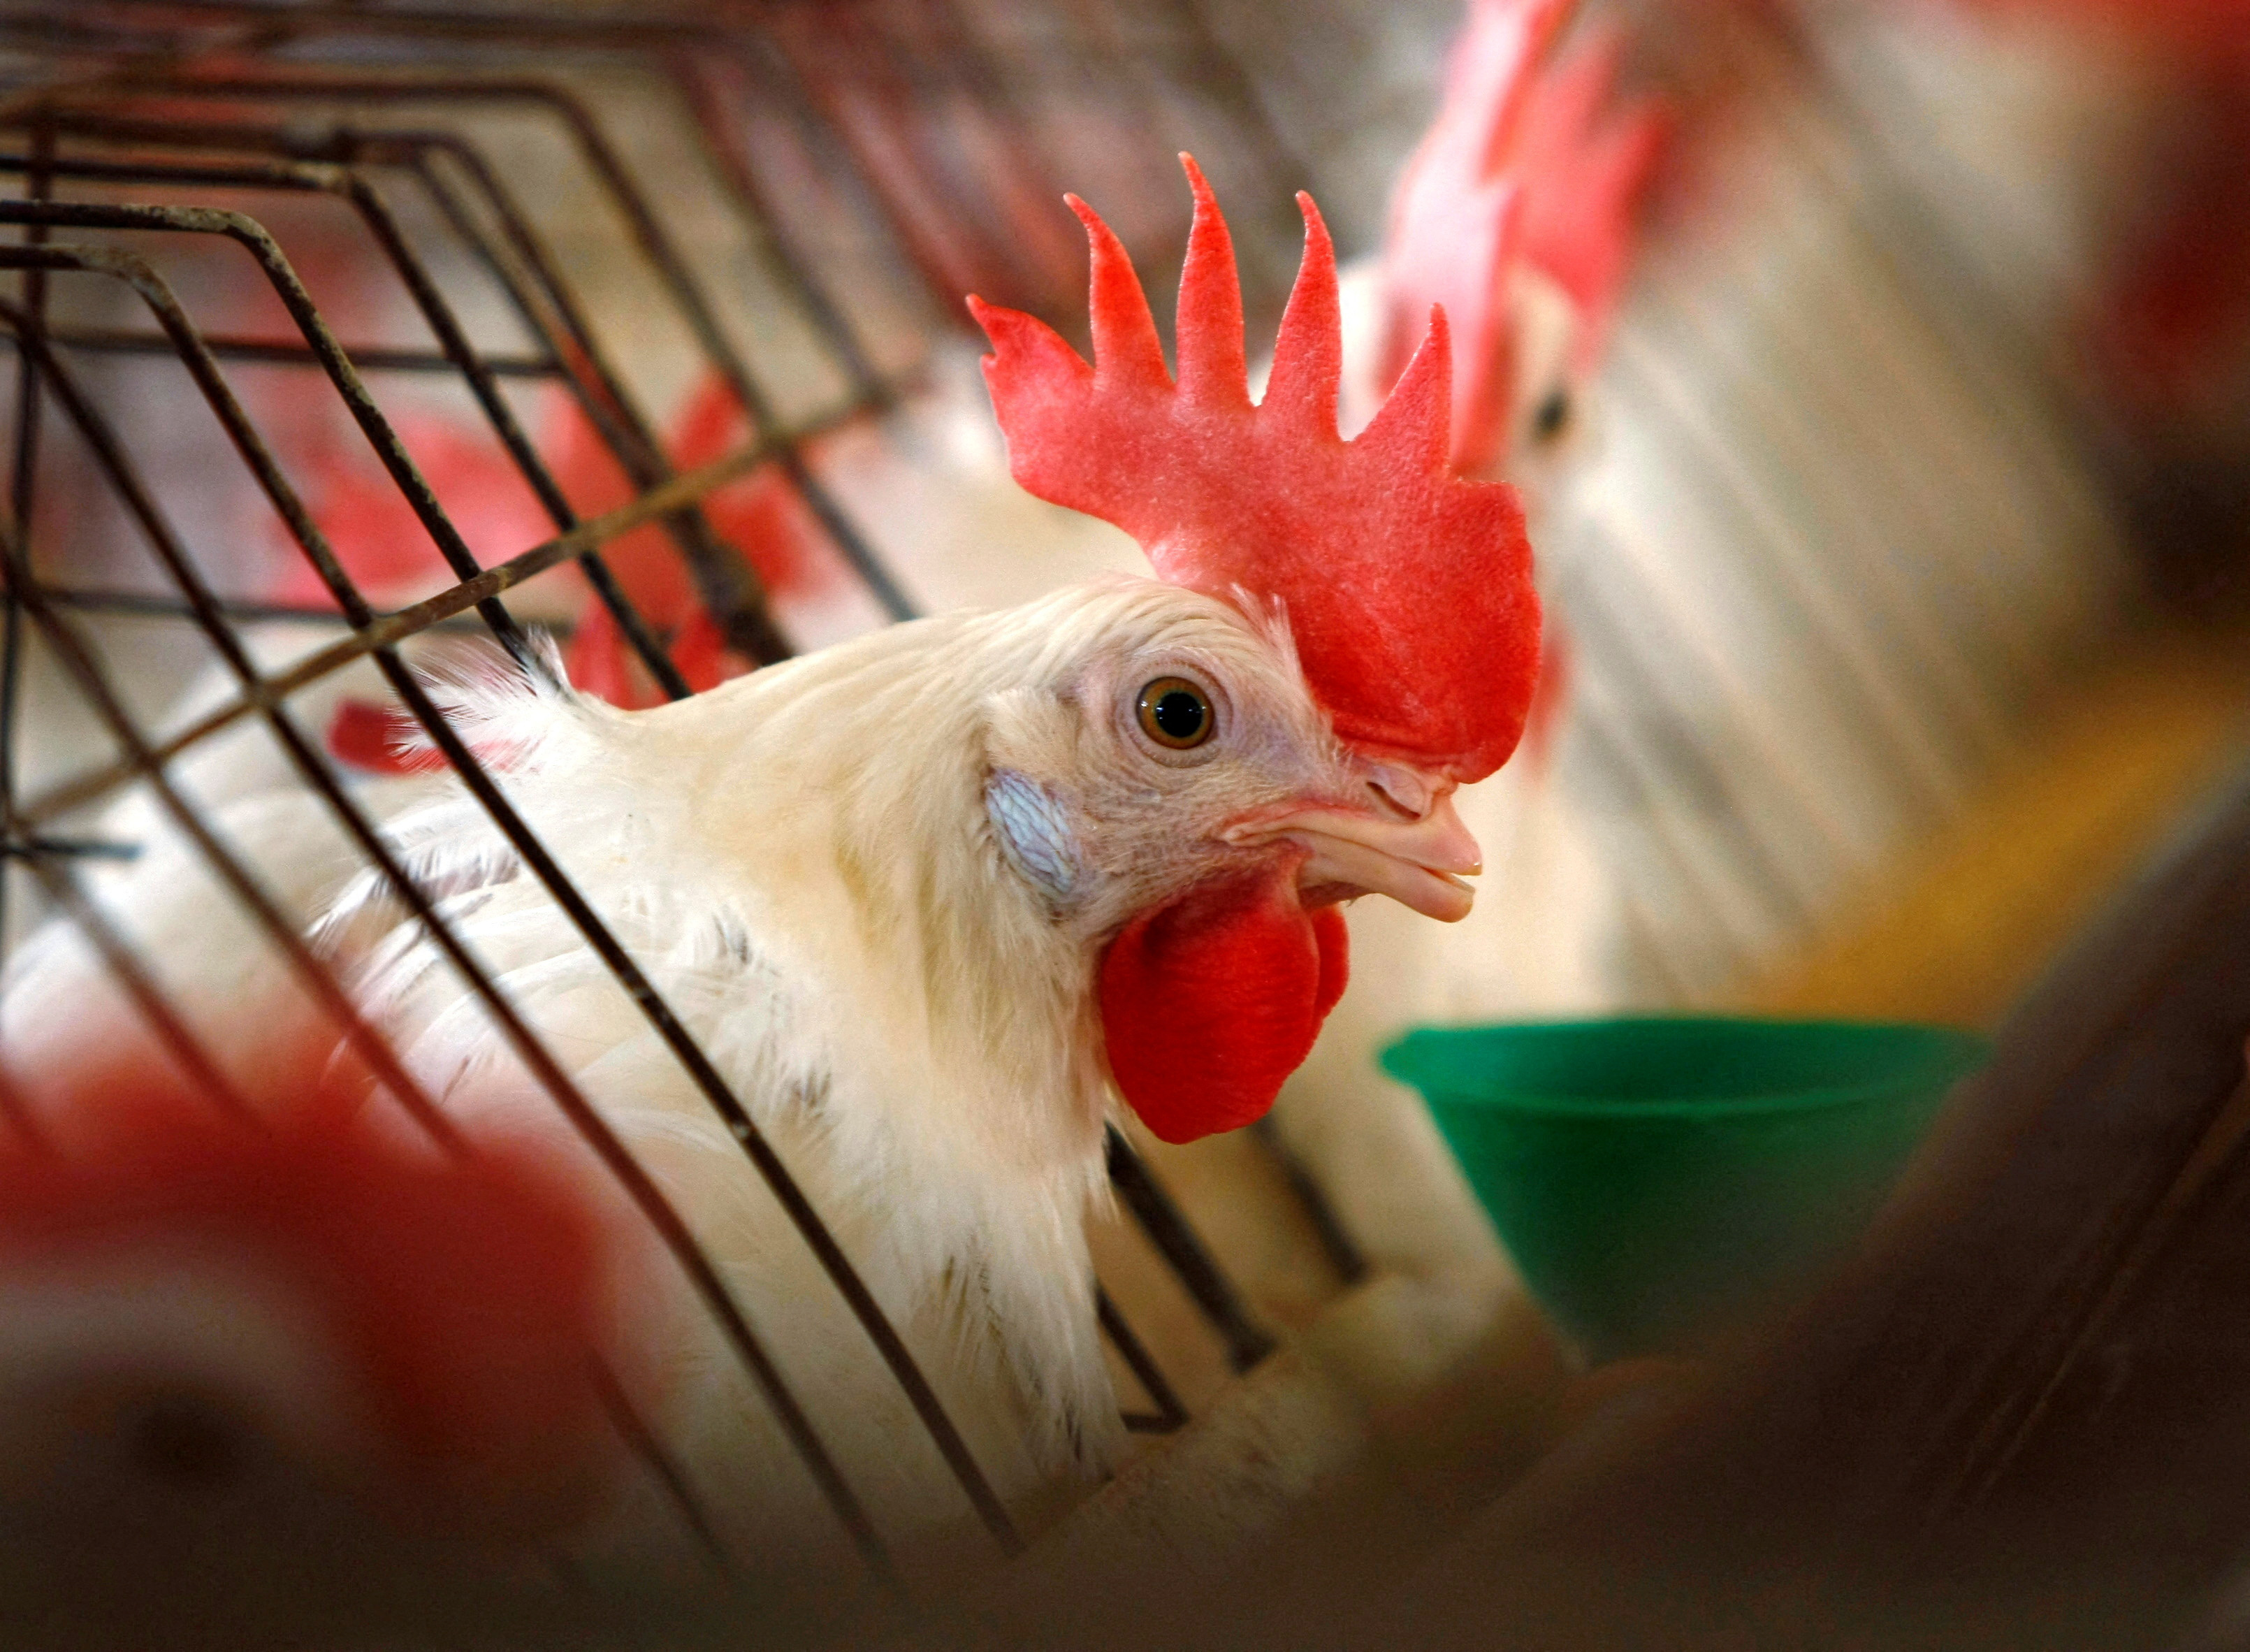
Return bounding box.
[1366,778,1421,822]
[1362,762,1441,821]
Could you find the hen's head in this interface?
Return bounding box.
[972,157,1536,785]
[970,581,1479,1144]
[980,581,1481,921]
[966,160,1535,1142]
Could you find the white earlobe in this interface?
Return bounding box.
[985,769,1083,910]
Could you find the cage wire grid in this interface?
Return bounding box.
[0,108,989,1586]
[0,10,1337,1586]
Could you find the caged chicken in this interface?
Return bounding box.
[551,0,1662,1352]
[508,0,1648,1426]
[0,161,1537,1581]
[126,0,1650,1390]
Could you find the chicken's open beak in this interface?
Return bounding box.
[1222,788,1481,922]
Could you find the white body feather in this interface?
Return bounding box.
[317,613,1131,1563]
[18,572,1347,1580]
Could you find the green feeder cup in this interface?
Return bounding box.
[1380,1017,1989,1363]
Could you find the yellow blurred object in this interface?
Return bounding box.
[1734,625,2250,1028]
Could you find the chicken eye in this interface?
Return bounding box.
[1135,677,1214,750]
[1532,387,1572,444]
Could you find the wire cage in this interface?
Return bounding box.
[0,0,2161,1633]
[0,0,1366,1597]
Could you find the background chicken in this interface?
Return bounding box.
[0,1040,652,1646]
[1251,0,1665,1318]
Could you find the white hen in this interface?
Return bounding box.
[3,168,1535,1586]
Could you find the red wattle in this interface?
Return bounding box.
[1312,902,1349,1022]
[1098,869,1350,1145]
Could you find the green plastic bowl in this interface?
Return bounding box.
[1380,1017,1988,1362]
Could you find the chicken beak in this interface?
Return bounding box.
[1223,787,1481,922]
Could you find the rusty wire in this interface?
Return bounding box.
[0,8,1336,1583]
[0,126,993,1578]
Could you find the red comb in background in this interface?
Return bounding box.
[0,1056,637,1540]
[1381,0,1560,474]
[1380,0,1665,472]
[971,157,1539,783]
[1514,24,1669,365]
[319,375,820,762]
[271,412,552,611]
[549,375,829,707]
[551,373,842,624]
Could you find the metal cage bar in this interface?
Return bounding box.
[0,82,1289,1403]
[0,282,863,1572]
[0,222,1020,1562]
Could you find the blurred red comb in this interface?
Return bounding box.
[971,156,1539,783]
[1516,24,1668,359]
[1381,0,1665,472]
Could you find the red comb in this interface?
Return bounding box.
[971,156,1538,782]
[271,413,549,610]
[1516,25,1668,360]
[1380,0,1664,472]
